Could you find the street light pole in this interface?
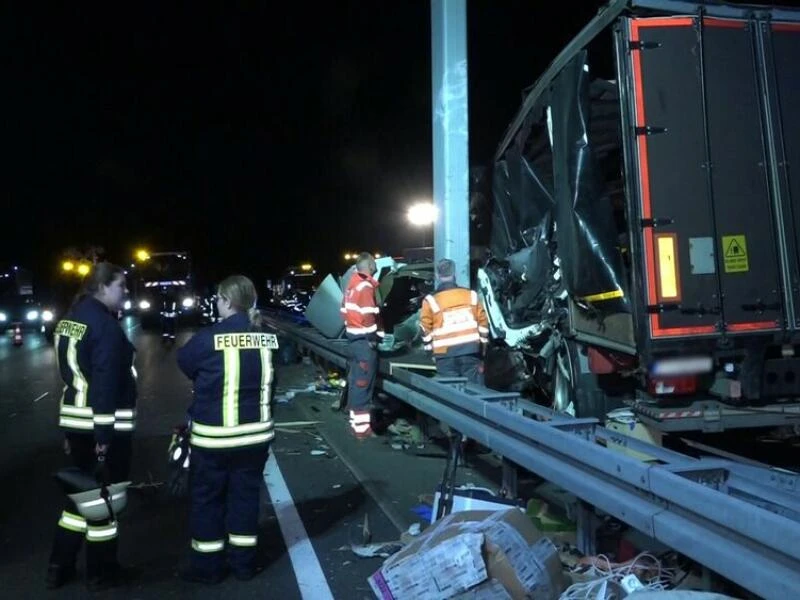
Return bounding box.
[431,0,470,285]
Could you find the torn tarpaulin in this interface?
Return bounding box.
[487,50,629,323]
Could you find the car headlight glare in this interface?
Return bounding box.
[182,297,194,308]
[0,312,6,322]
[139,300,151,310]
[26,310,39,321]
[124,300,132,311]
[42,310,54,322]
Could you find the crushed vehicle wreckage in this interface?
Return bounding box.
[305,0,800,430]
[303,256,435,351]
[477,0,800,423]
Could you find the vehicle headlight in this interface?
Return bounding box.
[42,310,54,322]
[26,310,39,321]
[182,297,194,308]
[139,300,151,310]
[0,312,6,322]
[124,300,132,311]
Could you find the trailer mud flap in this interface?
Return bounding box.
[628,16,785,340]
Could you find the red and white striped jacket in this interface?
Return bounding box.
[340,272,384,340]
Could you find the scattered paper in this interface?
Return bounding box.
[350,541,404,559]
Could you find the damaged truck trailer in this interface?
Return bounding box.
[478,0,800,433]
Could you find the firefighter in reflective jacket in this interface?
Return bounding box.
[47,262,137,592]
[176,275,274,584]
[420,259,489,384]
[340,252,383,438]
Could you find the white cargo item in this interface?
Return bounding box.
[430,485,524,524]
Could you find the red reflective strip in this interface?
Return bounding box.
[631,19,717,340]
[773,22,800,32]
[632,17,693,29]
[630,20,660,337]
[703,17,746,29]
[653,325,717,337]
[728,321,779,332]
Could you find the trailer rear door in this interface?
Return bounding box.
[627,16,784,340]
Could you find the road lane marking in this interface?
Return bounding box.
[33,392,49,403]
[264,453,334,600]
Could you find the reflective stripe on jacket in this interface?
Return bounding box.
[419,286,489,356]
[177,313,275,450]
[340,272,384,340]
[55,296,137,443]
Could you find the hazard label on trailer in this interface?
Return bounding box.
[722,235,749,273]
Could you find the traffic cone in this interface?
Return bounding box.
[12,325,23,346]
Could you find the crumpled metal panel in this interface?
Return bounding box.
[303,274,345,339]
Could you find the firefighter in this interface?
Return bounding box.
[160,286,178,342]
[340,252,383,438]
[46,262,137,592]
[420,258,489,384]
[176,275,274,584]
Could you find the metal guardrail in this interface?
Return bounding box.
[266,316,800,600]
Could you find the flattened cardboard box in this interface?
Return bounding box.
[368,509,565,600]
[451,579,513,600]
[368,532,487,600]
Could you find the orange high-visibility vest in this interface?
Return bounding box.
[419,287,489,355]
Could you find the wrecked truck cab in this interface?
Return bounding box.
[481,0,800,422]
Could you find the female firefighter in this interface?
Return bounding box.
[47,262,137,592]
[176,275,275,584]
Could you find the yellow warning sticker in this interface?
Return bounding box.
[722,235,749,273]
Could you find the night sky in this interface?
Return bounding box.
[5,0,786,288]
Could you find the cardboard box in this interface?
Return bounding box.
[368,531,487,600]
[451,579,513,599]
[368,509,566,600]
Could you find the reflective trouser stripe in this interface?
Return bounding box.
[86,523,118,542]
[228,534,257,547]
[192,539,225,553]
[222,348,240,427]
[349,410,371,434]
[58,510,87,533]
